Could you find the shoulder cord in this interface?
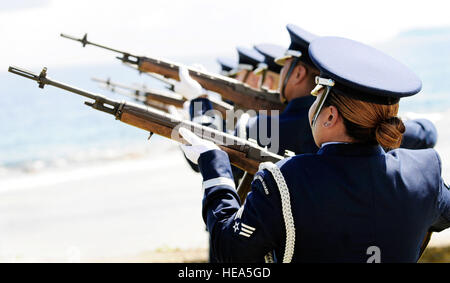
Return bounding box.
[259,162,295,263]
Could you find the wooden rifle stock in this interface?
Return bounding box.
[237,172,255,201]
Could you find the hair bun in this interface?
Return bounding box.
[375,117,405,149]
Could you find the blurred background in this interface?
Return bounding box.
[0,0,449,262]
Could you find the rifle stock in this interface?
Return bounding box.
[9,66,283,175]
[237,172,255,201]
[60,33,285,112]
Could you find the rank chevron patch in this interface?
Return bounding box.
[239,223,256,238]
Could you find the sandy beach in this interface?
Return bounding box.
[0,143,209,262]
[0,112,449,263]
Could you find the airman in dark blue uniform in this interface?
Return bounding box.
[233,46,265,89]
[234,32,319,156]
[253,43,284,91]
[179,36,450,263]
[183,26,438,263]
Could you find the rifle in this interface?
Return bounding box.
[92,77,234,117]
[60,33,285,112]
[92,77,186,109]
[9,66,283,176]
[93,79,172,113]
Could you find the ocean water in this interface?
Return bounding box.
[0,28,450,174]
[0,63,170,173]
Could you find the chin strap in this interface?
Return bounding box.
[280,57,300,103]
[310,77,335,128]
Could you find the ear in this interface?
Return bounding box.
[292,64,308,85]
[322,106,340,128]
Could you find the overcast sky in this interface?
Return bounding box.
[2,0,450,70]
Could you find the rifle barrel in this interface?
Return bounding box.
[9,66,119,115]
[92,77,186,107]
[9,66,98,100]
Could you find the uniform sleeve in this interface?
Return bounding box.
[401,119,438,149]
[429,150,450,232]
[430,179,450,232]
[198,150,284,262]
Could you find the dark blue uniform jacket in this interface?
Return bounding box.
[240,96,318,155]
[198,143,450,262]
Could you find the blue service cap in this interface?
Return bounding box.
[236,46,265,71]
[216,57,237,75]
[309,36,422,105]
[275,24,318,66]
[253,43,285,74]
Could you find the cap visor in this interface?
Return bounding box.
[253,65,267,75]
[227,68,240,76]
[274,55,292,66]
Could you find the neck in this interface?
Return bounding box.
[286,91,311,102]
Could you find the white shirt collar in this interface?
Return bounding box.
[320,141,349,148]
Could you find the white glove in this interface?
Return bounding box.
[179,127,220,164]
[191,63,207,73]
[167,105,182,120]
[174,66,204,100]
